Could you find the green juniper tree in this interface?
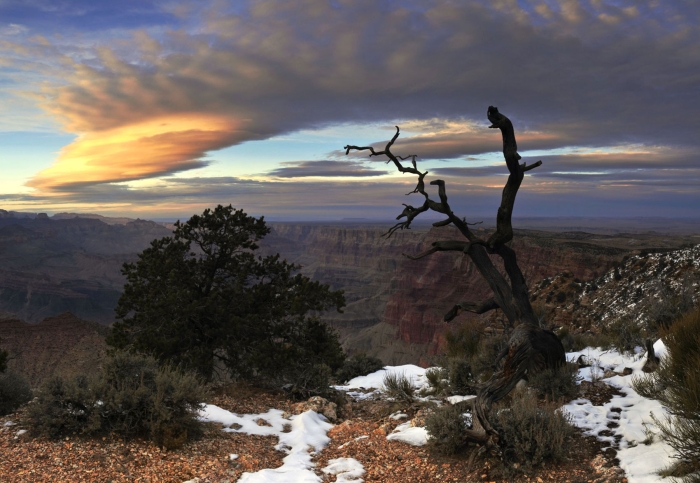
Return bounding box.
[108,205,345,385]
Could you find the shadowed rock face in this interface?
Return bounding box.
[0,312,107,387]
[531,244,700,331]
[1,213,698,366]
[265,224,646,363]
[0,216,171,323]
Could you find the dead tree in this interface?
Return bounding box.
[345,106,565,451]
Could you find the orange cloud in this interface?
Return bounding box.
[27,114,243,191]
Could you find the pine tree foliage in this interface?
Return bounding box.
[108,205,346,382]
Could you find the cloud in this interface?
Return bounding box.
[0,23,28,36]
[26,114,246,190]
[267,160,388,178]
[3,0,700,218]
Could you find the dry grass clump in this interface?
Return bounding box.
[381,372,415,403]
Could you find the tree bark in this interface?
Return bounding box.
[345,106,566,451]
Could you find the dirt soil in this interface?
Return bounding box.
[0,382,630,483]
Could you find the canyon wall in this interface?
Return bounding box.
[0,216,171,323]
[266,224,638,363]
[1,213,697,366]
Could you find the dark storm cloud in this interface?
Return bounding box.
[267,160,388,178]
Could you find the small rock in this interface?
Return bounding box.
[411,407,434,427]
[621,367,633,376]
[603,369,616,379]
[293,396,338,422]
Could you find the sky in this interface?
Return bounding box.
[1,0,700,222]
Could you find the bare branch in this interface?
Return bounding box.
[398,154,418,169]
[444,298,500,322]
[345,107,565,450]
[405,171,429,195]
[522,160,542,172]
[402,240,470,260]
[432,218,452,227]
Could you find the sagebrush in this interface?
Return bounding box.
[425,402,472,454]
[28,351,208,449]
[632,307,700,482]
[493,389,574,476]
[527,362,581,401]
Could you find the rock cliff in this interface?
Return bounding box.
[0,312,107,387]
[1,212,698,366]
[0,215,171,323]
[265,224,691,363]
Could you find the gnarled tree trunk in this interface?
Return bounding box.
[345,106,566,450]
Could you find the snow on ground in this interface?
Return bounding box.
[446,395,476,405]
[386,421,429,446]
[199,405,338,482]
[321,457,366,483]
[334,365,429,400]
[564,342,675,483]
[198,340,677,483]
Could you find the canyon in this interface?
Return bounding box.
[1,212,699,378]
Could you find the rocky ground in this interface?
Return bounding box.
[0,381,630,483]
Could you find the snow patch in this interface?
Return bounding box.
[199,405,332,483]
[386,422,428,446]
[322,457,366,483]
[389,412,408,420]
[335,365,429,400]
[446,395,476,405]
[564,345,675,483]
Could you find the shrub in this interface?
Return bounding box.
[382,372,414,403]
[566,331,612,352]
[643,273,697,335]
[603,316,644,354]
[527,362,581,401]
[425,402,472,454]
[336,353,384,384]
[446,358,478,395]
[493,389,574,475]
[444,320,484,360]
[284,363,333,400]
[470,331,510,382]
[28,351,208,448]
[0,371,33,416]
[424,367,449,396]
[632,307,700,482]
[27,374,98,439]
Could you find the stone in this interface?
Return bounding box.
[293,396,338,422]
